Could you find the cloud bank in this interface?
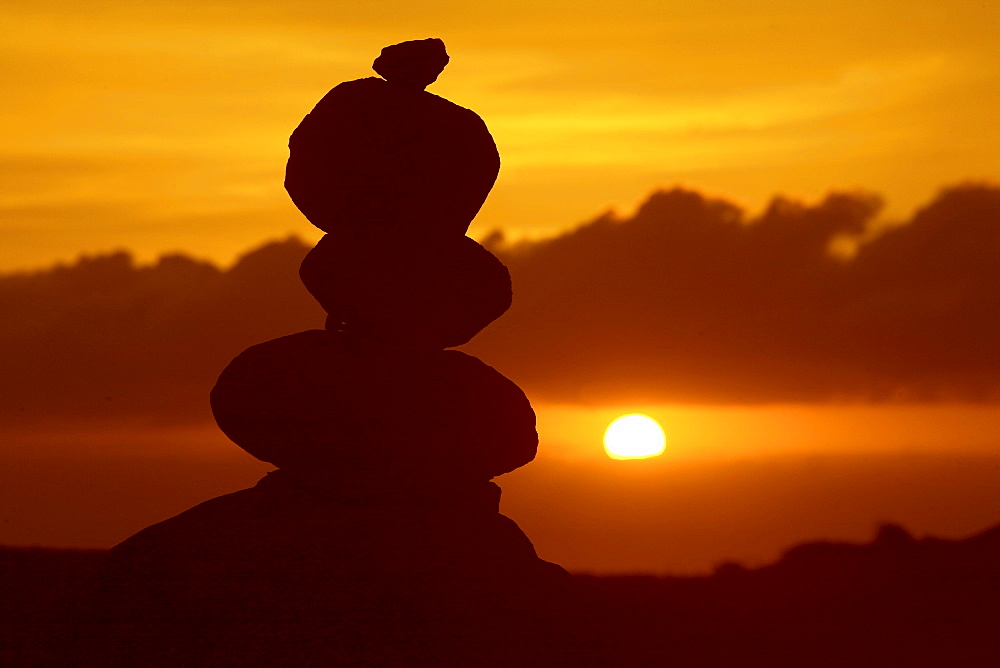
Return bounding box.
[472,184,1000,404]
[2,184,998,427]
[1,238,323,427]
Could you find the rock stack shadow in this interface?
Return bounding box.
[90,39,591,666]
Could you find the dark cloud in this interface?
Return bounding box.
[469,183,1000,403]
[0,237,324,427]
[2,184,998,429]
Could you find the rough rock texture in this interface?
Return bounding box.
[300,232,511,348]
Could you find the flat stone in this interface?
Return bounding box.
[299,232,511,349]
[210,330,537,478]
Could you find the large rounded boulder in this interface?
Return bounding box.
[285,40,500,237]
[210,330,537,481]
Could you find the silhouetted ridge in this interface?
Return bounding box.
[573,520,1000,667]
[13,520,1000,666]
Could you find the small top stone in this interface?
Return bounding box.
[372,38,449,90]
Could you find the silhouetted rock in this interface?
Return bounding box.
[300,232,511,348]
[284,44,499,235]
[91,474,582,666]
[373,38,449,90]
[210,329,537,480]
[73,39,590,667]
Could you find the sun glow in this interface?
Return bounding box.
[603,414,666,460]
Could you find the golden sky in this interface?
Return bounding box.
[3,0,999,270]
[3,1,1000,571]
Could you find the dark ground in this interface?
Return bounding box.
[3,522,999,666]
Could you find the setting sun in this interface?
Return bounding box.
[603,414,666,460]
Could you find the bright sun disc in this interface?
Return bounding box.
[604,414,666,460]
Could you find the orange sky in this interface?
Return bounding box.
[3,1,1000,572]
[3,0,1000,270]
[5,416,1000,573]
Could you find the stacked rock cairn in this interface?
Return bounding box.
[88,39,592,667]
[213,38,537,493]
[203,38,584,664]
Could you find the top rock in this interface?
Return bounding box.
[372,38,450,90]
[284,40,500,237]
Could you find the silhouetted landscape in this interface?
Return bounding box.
[4,24,1000,666]
[5,521,1000,666]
